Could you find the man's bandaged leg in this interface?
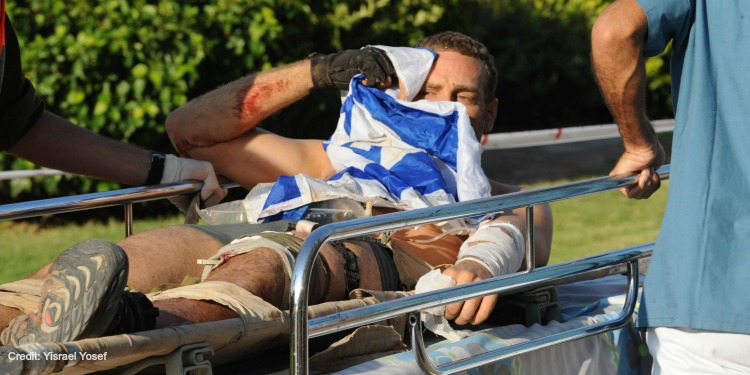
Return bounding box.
[149,281,291,361]
[198,232,308,310]
[200,229,400,304]
[149,281,284,336]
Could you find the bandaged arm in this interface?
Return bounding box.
[456,222,525,277]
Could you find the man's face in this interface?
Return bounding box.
[413,51,498,141]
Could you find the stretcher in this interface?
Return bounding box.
[0,165,670,374]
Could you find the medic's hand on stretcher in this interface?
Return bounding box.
[309,47,396,91]
[161,154,227,214]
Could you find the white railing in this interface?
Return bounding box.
[0,119,675,182]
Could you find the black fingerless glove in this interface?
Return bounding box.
[310,47,396,91]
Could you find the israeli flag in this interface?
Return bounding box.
[245,46,491,225]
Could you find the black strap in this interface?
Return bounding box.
[330,241,360,298]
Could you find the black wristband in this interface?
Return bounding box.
[144,152,166,186]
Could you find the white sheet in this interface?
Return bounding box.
[331,275,648,375]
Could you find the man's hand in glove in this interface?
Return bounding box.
[310,47,396,91]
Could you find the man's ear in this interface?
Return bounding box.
[484,98,498,134]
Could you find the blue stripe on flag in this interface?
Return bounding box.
[262,175,302,210]
[273,206,309,222]
[347,144,382,164]
[328,166,409,200]
[341,94,355,135]
[388,152,451,197]
[350,79,460,171]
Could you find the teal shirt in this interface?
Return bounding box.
[636,0,750,333]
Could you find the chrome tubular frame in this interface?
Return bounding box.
[0,166,669,374]
[290,165,670,375]
[410,253,642,374]
[0,182,238,236]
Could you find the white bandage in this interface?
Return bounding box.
[413,269,473,342]
[149,281,281,334]
[457,222,525,277]
[414,269,456,315]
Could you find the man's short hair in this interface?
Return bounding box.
[415,31,498,103]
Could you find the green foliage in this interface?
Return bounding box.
[460,0,611,130]
[2,0,674,203]
[644,45,674,119]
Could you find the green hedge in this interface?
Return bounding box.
[2,0,672,202]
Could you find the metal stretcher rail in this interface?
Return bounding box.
[307,243,649,374]
[410,249,644,374]
[290,165,670,375]
[0,166,669,374]
[0,182,239,236]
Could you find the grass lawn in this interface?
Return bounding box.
[0,178,669,284]
[0,215,184,283]
[541,178,668,264]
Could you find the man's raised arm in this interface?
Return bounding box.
[165,48,396,189]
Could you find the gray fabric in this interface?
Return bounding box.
[184,220,297,245]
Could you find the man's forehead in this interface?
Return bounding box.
[427,51,485,88]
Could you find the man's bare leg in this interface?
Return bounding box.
[117,226,224,292]
[2,227,386,335]
[23,226,222,291]
[0,226,221,333]
[149,236,385,327]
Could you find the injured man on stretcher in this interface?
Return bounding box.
[0,31,552,348]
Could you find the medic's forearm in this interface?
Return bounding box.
[9,111,152,186]
[591,0,656,151]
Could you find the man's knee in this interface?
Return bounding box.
[205,247,287,300]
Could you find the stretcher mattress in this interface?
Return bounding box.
[331,275,649,375]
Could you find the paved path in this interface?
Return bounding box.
[482,137,672,185]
